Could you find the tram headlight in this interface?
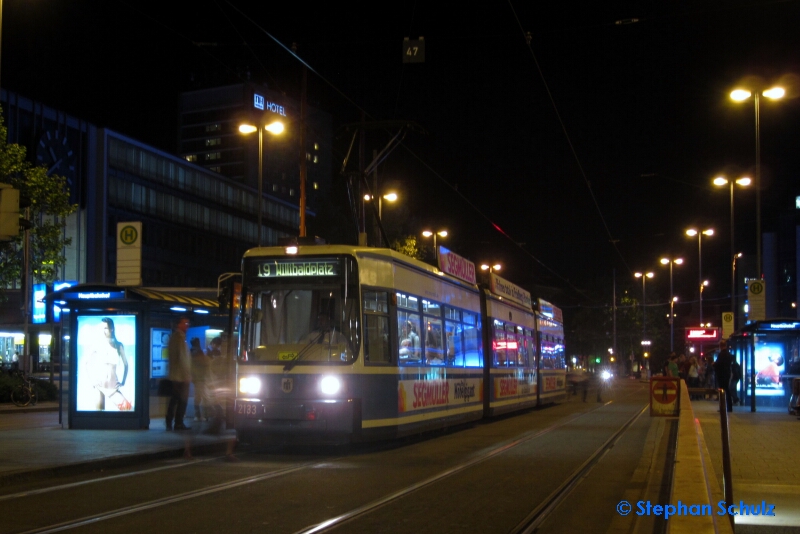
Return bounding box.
[601,370,612,381]
[239,376,262,395]
[320,376,341,395]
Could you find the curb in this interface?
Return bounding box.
[0,439,234,488]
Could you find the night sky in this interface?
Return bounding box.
[3,1,799,316]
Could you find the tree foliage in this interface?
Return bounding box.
[0,111,76,291]
[391,235,424,260]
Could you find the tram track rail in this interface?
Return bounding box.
[8,383,649,534]
[292,399,647,534]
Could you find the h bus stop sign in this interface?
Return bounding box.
[650,377,680,417]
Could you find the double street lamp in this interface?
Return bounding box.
[422,230,447,261]
[239,121,285,246]
[364,192,398,246]
[480,263,502,273]
[660,257,683,352]
[713,175,750,329]
[634,272,654,343]
[730,86,785,277]
[686,228,713,323]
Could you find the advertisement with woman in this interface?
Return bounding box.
[76,315,137,412]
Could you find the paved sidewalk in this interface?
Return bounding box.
[0,402,234,485]
[692,398,800,532]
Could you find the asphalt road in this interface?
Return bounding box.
[0,380,656,534]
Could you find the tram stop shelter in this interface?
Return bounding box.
[44,283,225,430]
[727,319,800,411]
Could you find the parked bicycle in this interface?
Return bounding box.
[11,371,38,407]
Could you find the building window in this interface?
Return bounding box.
[314,143,319,150]
[185,154,197,162]
[205,124,221,132]
[306,152,311,161]
[205,138,221,147]
[205,152,221,161]
[289,189,295,197]
[209,166,221,173]
[272,184,279,192]
[313,155,318,163]
[313,182,319,190]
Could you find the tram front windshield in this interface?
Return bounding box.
[241,258,359,364]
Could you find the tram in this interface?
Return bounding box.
[233,244,566,442]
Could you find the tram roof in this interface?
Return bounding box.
[243,244,472,286]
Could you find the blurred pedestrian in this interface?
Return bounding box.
[166,317,192,431]
[687,356,700,399]
[714,340,734,412]
[190,337,211,422]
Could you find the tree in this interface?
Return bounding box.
[391,235,424,260]
[0,111,76,295]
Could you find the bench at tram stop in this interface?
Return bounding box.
[669,381,734,534]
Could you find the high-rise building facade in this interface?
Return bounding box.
[177,83,331,212]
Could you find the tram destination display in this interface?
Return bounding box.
[254,258,340,278]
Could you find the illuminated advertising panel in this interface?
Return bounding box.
[754,342,785,397]
[32,283,46,324]
[76,315,136,412]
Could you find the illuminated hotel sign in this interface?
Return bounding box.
[438,246,476,284]
[256,259,340,278]
[253,93,287,116]
[685,327,721,342]
[490,273,532,310]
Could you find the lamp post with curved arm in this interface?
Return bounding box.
[634,272,654,343]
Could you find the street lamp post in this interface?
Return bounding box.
[239,120,285,246]
[686,228,713,323]
[480,263,502,273]
[660,257,683,352]
[713,175,751,329]
[634,272,654,342]
[422,229,447,262]
[730,86,785,278]
[699,280,709,325]
[732,252,743,327]
[364,191,398,246]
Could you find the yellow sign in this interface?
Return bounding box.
[277,352,299,361]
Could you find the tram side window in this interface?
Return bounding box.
[398,311,422,363]
[463,312,482,367]
[425,317,445,364]
[363,291,390,364]
[493,321,508,367]
[445,320,462,366]
[541,338,556,369]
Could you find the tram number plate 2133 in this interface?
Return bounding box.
[237,402,262,418]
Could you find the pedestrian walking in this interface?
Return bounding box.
[166,317,192,431]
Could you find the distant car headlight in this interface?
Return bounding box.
[320,376,341,395]
[239,376,261,394]
[601,370,612,380]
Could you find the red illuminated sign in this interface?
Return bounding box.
[684,327,721,342]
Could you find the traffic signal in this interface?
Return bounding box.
[0,183,20,240]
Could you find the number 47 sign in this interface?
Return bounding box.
[403,37,425,63]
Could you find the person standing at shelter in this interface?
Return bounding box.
[166,317,192,430]
[714,340,734,412]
